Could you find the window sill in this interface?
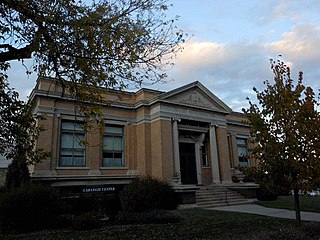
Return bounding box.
[56,167,90,170]
[100,167,128,170]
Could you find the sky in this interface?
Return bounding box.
[7,0,320,112]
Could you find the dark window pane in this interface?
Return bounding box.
[103,152,113,158]
[114,152,122,158]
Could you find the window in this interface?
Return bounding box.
[237,138,249,167]
[201,141,209,167]
[102,125,124,167]
[60,121,85,167]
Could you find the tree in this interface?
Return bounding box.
[0,62,49,190]
[0,0,184,182]
[5,155,31,191]
[244,60,320,225]
[0,0,184,117]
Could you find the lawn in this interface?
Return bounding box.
[1,208,320,240]
[257,196,320,213]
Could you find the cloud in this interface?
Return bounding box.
[269,24,320,62]
[171,40,269,82]
[175,41,227,68]
[163,22,320,112]
[254,0,320,25]
[256,0,301,24]
[269,24,320,89]
[162,40,272,111]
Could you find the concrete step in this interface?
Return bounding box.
[196,193,242,199]
[196,196,246,203]
[196,185,253,208]
[197,203,229,208]
[196,191,238,195]
[196,193,243,198]
[196,192,241,197]
[197,199,256,208]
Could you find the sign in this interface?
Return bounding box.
[82,186,116,193]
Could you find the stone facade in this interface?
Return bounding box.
[29,77,254,194]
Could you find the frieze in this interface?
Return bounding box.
[180,91,209,107]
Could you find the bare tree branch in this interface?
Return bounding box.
[0,43,33,62]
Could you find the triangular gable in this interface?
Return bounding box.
[157,81,232,113]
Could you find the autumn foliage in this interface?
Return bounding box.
[244,60,320,224]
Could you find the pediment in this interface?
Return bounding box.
[158,82,232,113]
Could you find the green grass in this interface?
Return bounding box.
[1,208,320,240]
[257,196,320,213]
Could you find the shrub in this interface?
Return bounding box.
[115,209,180,225]
[238,166,259,183]
[0,184,62,233]
[72,212,100,230]
[237,167,278,201]
[100,195,122,218]
[63,195,121,219]
[63,197,97,216]
[5,157,30,191]
[256,177,278,201]
[119,176,177,212]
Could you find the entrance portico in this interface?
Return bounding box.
[172,119,223,185]
[179,131,205,185]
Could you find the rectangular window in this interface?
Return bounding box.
[60,121,85,167]
[201,141,209,167]
[237,138,249,167]
[102,125,124,167]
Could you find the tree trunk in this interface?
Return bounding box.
[293,188,301,226]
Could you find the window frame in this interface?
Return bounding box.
[102,124,125,168]
[59,120,86,167]
[236,138,249,167]
[201,140,209,167]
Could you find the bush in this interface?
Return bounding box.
[115,209,180,225]
[0,184,62,233]
[5,157,30,191]
[63,195,121,219]
[119,176,177,212]
[101,195,122,218]
[72,212,100,230]
[63,197,97,216]
[238,166,259,183]
[237,167,278,201]
[256,178,278,201]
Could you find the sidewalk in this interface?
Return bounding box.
[210,204,320,222]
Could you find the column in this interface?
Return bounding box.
[216,126,232,183]
[231,134,239,167]
[209,124,220,183]
[172,119,181,183]
[195,133,205,185]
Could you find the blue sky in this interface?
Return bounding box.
[7,0,320,111]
